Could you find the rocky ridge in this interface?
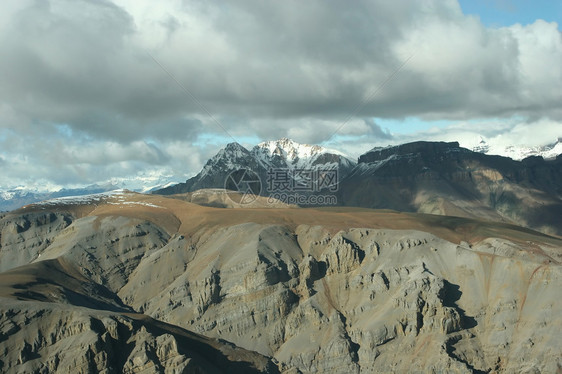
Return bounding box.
[156,138,356,195]
[155,139,562,236]
[340,141,562,236]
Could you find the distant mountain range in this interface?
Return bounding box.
[2,137,562,233]
[0,176,178,212]
[152,139,562,235]
[0,184,122,212]
[472,137,562,160]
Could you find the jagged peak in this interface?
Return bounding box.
[223,142,249,152]
[255,138,348,161]
[209,142,250,160]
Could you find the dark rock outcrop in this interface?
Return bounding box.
[339,141,562,235]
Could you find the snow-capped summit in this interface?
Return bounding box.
[197,142,256,179]
[541,138,562,159]
[253,138,349,169]
[472,136,490,154]
[256,138,324,160]
[224,142,250,155]
[0,175,180,212]
[0,183,124,212]
[472,137,562,160]
[155,138,356,195]
[3,138,354,210]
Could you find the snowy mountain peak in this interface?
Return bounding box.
[215,142,250,158]
[254,138,349,168]
[198,143,253,179]
[223,142,249,153]
[155,138,356,195]
[471,136,562,160]
[256,138,322,160]
[472,137,490,154]
[202,138,353,172]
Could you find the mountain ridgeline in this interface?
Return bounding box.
[155,140,562,236]
[0,184,121,212]
[340,141,562,236]
[156,138,356,195]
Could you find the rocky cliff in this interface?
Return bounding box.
[340,141,562,236]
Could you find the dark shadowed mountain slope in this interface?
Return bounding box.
[155,139,561,235]
[338,141,562,236]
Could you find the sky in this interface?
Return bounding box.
[0,0,561,190]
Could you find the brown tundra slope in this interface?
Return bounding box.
[0,190,561,373]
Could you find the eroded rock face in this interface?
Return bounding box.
[0,203,561,373]
[111,224,561,373]
[0,301,277,374]
[0,212,73,271]
[38,216,171,293]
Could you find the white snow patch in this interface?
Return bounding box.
[33,190,128,206]
[471,137,562,160]
[254,138,352,169]
[107,201,163,208]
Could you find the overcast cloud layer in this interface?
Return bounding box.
[0,0,561,189]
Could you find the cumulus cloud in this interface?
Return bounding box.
[0,0,561,188]
[0,135,207,188]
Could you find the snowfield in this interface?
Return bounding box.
[28,190,128,207]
